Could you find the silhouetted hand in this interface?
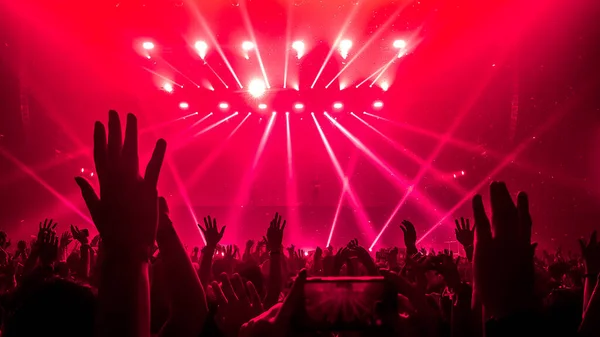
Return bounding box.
[39,219,58,239]
[212,273,264,337]
[39,230,58,266]
[454,217,474,247]
[239,269,307,337]
[580,231,600,275]
[246,240,254,250]
[400,220,417,248]
[60,231,73,248]
[264,213,286,252]
[199,216,225,248]
[315,246,323,259]
[472,181,536,318]
[286,244,295,258]
[75,111,166,258]
[71,225,89,244]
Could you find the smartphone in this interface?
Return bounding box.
[295,276,396,332]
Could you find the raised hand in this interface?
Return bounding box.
[39,219,58,238]
[400,220,418,256]
[264,212,286,252]
[70,225,89,244]
[580,231,600,275]
[212,273,264,337]
[454,217,474,247]
[38,230,59,266]
[75,111,166,257]
[472,181,536,318]
[198,216,225,248]
[246,239,254,250]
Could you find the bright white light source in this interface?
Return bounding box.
[258,103,267,110]
[242,41,255,51]
[219,102,229,110]
[194,40,208,59]
[294,103,304,110]
[292,40,305,59]
[333,102,343,110]
[163,82,174,93]
[81,168,85,173]
[339,39,352,59]
[248,79,266,98]
[179,102,189,109]
[304,251,309,256]
[142,41,155,50]
[373,101,384,108]
[380,81,390,91]
[393,39,407,49]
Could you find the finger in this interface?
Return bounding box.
[246,281,263,312]
[460,217,466,230]
[281,220,286,232]
[219,226,226,237]
[93,121,108,180]
[517,191,532,243]
[467,218,472,231]
[75,177,101,225]
[455,219,460,231]
[276,269,307,327]
[231,273,249,302]
[144,138,167,188]
[158,197,169,215]
[51,221,58,230]
[490,181,516,239]
[107,110,123,163]
[472,194,491,242]
[211,281,228,306]
[122,113,139,176]
[219,273,238,302]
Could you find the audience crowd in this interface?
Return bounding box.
[0,110,598,337]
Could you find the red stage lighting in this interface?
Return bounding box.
[333,102,343,110]
[292,40,305,59]
[294,103,304,110]
[194,40,208,59]
[142,41,155,50]
[219,102,229,110]
[242,41,254,51]
[339,39,352,59]
[373,101,383,108]
[393,39,406,49]
[248,79,266,97]
[258,103,267,110]
[163,82,174,93]
[179,102,189,109]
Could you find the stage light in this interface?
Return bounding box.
[258,103,267,110]
[393,39,406,49]
[339,39,352,59]
[333,102,343,110]
[163,82,174,93]
[242,41,255,51]
[142,41,155,50]
[292,40,305,59]
[380,81,390,91]
[179,102,189,109]
[373,101,383,108]
[194,40,208,59]
[219,102,229,110]
[248,79,266,98]
[294,103,304,110]
[80,168,85,173]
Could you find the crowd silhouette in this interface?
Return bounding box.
[0,110,597,337]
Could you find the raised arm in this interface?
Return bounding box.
[197,216,225,286]
[264,212,286,309]
[75,111,166,337]
[455,217,474,262]
[156,197,208,337]
[400,220,418,257]
[579,231,600,314]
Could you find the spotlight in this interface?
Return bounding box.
[380,81,390,91]
[194,40,208,60]
[339,39,352,59]
[242,41,255,51]
[179,102,189,109]
[304,251,309,256]
[142,41,155,50]
[219,102,229,110]
[294,103,304,110]
[292,40,305,59]
[248,79,266,98]
[333,102,343,110]
[163,82,174,93]
[258,103,267,110]
[80,168,85,173]
[373,101,384,108]
[393,39,406,49]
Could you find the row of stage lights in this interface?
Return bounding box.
[177,100,384,111]
[142,38,406,61]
